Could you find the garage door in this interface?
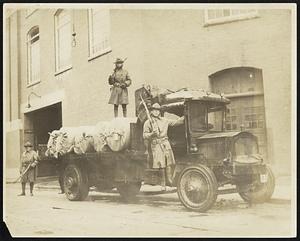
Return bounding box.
[209,67,268,161]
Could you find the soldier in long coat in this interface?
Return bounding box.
[18,141,39,196]
[108,58,132,117]
[143,103,184,187]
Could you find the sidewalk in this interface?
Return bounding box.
[19,175,292,201]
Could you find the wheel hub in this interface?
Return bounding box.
[66,177,76,189]
[187,178,203,192]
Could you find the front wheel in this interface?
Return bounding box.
[116,182,141,202]
[177,165,218,212]
[238,166,275,203]
[63,164,89,201]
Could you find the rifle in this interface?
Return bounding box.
[13,164,32,184]
[139,94,160,134]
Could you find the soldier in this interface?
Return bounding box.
[108,58,132,117]
[143,103,184,187]
[18,141,39,196]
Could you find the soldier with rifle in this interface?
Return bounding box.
[142,101,184,188]
[17,141,39,196]
[108,58,132,117]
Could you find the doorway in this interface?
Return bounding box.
[24,102,62,177]
[209,67,268,161]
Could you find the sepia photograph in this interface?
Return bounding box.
[2,3,297,238]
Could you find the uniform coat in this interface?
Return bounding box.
[143,116,184,168]
[20,150,39,183]
[108,68,132,105]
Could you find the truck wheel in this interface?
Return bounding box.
[238,166,275,204]
[63,164,89,201]
[177,165,218,212]
[116,182,141,202]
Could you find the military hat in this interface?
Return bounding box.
[24,141,33,147]
[150,103,161,110]
[114,58,124,64]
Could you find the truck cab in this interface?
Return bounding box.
[135,87,275,212]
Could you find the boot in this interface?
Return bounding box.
[160,168,166,191]
[165,166,174,186]
[122,108,127,117]
[18,182,26,196]
[114,105,118,118]
[58,176,65,194]
[30,182,34,196]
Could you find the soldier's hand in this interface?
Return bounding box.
[152,130,159,137]
[114,82,120,87]
[31,163,36,168]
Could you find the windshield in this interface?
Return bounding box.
[234,137,258,156]
[208,110,223,131]
[189,101,225,132]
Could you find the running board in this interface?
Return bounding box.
[217,188,237,195]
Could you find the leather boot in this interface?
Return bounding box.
[160,168,166,191]
[122,105,127,117]
[18,182,26,196]
[114,105,118,118]
[30,182,34,196]
[165,166,174,186]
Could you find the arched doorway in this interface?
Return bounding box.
[209,67,268,161]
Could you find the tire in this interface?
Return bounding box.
[177,165,218,212]
[63,164,89,201]
[116,182,141,202]
[238,166,275,204]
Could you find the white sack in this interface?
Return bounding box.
[73,126,95,154]
[106,117,137,152]
[45,130,61,158]
[93,121,111,152]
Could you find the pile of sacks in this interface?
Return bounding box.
[45,117,136,158]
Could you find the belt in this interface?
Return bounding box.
[151,137,168,145]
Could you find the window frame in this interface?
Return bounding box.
[87,8,112,61]
[204,9,259,27]
[26,26,40,87]
[54,9,72,74]
[25,9,38,18]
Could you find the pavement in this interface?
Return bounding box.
[3,176,295,237]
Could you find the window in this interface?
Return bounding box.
[88,9,111,59]
[204,9,258,26]
[27,26,40,85]
[55,9,72,72]
[26,9,37,18]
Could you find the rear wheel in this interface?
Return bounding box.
[63,164,89,201]
[238,166,275,203]
[177,165,218,212]
[116,182,141,202]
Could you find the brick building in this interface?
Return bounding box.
[4,6,294,178]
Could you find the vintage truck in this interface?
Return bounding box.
[57,86,275,212]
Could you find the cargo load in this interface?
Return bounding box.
[45,118,138,158]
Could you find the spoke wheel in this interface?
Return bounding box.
[177,165,217,212]
[238,165,275,203]
[116,182,141,202]
[63,164,89,201]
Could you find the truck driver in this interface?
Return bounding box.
[143,103,184,188]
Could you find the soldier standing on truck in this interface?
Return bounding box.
[18,141,39,196]
[143,103,184,188]
[108,58,132,118]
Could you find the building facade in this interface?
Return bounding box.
[5,7,293,177]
